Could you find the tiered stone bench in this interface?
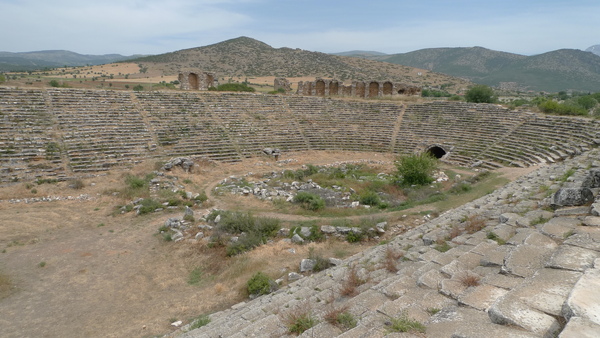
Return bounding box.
[0,88,65,183]
[177,149,600,338]
[2,87,600,183]
[49,88,154,172]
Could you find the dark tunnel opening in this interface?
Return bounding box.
[427,146,447,159]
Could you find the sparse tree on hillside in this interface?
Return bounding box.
[0,73,6,83]
[465,85,497,103]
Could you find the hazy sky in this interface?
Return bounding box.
[1,0,598,56]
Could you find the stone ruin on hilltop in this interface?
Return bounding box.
[178,72,217,90]
[297,78,421,98]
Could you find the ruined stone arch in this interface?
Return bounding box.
[315,79,326,96]
[329,81,339,96]
[426,145,448,159]
[189,73,200,90]
[355,82,365,98]
[382,81,393,95]
[368,81,379,98]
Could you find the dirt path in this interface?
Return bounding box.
[0,151,541,338]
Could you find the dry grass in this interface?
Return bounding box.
[324,304,357,330]
[384,246,403,273]
[458,273,481,287]
[464,215,486,234]
[0,271,12,299]
[282,302,317,335]
[340,265,366,297]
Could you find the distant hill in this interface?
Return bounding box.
[0,50,144,71]
[586,44,600,57]
[332,50,388,57]
[370,47,600,92]
[130,36,472,92]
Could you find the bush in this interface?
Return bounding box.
[395,153,438,186]
[138,198,161,215]
[247,272,277,297]
[189,314,210,330]
[286,311,317,335]
[346,231,364,243]
[465,85,496,103]
[359,190,381,206]
[133,84,144,91]
[214,83,255,92]
[308,247,331,272]
[293,192,325,211]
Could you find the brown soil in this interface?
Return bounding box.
[0,151,534,338]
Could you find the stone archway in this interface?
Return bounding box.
[426,145,448,159]
[368,82,379,98]
[189,73,200,90]
[382,81,393,95]
[315,80,326,96]
[329,81,339,96]
[355,82,365,98]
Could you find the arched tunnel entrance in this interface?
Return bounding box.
[426,145,447,159]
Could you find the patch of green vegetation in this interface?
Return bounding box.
[287,312,317,335]
[486,231,506,245]
[137,198,162,215]
[246,271,277,297]
[189,314,210,330]
[434,241,451,252]
[188,267,204,285]
[207,210,280,256]
[387,313,426,333]
[394,153,438,186]
[209,83,255,92]
[293,191,326,211]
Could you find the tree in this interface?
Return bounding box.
[0,73,6,83]
[465,85,497,103]
[394,153,438,186]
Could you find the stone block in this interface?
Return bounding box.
[488,294,561,336]
[545,245,598,271]
[559,316,600,338]
[563,268,600,325]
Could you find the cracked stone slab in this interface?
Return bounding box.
[459,284,509,311]
[517,268,583,316]
[440,279,469,300]
[488,293,561,337]
[582,216,600,227]
[563,268,600,325]
[480,245,511,267]
[564,233,600,252]
[502,243,556,278]
[559,316,600,338]
[427,306,538,338]
[417,269,445,289]
[545,245,598,271]
[440,252,483,278]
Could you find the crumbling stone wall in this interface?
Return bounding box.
[295,78,421,98]
[274,78,291,92]
[179,72,217,90]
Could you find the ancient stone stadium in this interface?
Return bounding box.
[2,86,600,337]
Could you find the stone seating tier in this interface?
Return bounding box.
[1,87,600,183]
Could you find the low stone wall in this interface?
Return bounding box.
[296,78,421,98]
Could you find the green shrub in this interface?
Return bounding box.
[395,153,438,186]
[308,247,331,272]
[293,192,325,211]
[346,231,364,243]
[189,314,210,330]
[287,312,317,334]
[133,84,144,91]
[465,85,497,103]
[138,198,162,215]
[246,272,277,297]
[214,83,255,92]
[359,190,381,206]
[387,313,426,333]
